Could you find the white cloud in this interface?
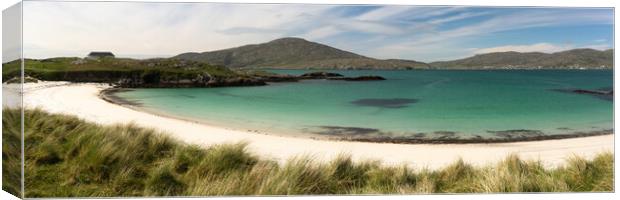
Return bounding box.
[593,39,607,43]
[471,42,612,55]
[338,20,405,35]
[354,6,413,21]
[428,11,489,24]
[299,26,341,40]
[471,43,572,54]
[580,43,612,50]
[410,7,467,20]
[368,40,472,62]
[401,9,612,48]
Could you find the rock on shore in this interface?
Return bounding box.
[299,72,344,79]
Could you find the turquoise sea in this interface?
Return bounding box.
[114,70,613,141]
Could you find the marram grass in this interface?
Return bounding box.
[1,108,614,197]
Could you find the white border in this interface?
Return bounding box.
[1,0,617,200]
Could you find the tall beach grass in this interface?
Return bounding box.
[1,108,614,197]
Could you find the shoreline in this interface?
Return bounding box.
[101,87,613,144]
[16,82,615,169]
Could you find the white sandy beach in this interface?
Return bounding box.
[8,81,614,170]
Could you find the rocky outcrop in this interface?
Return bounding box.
[108,69,386,88]
[255,74,300,82]
[256,71,386,82]
[115,72,265,88]
[573,89,613,96]
[112,70,386,88]
[299,72,344,79]
[327,75,386,81]
[205,77,266,87]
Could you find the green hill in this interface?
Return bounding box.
[174,37,430,70]
[430,49,613,69]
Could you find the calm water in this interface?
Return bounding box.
[115,70,613,140]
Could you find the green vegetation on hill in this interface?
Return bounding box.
[2,108,613,197]
[174,37,430,70]
[1,57,240,85]
[430,49,613,69]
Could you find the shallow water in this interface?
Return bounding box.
[114,70,613,141]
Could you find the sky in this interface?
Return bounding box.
[8,1,614,62]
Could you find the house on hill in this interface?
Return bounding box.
[87,51,115,59]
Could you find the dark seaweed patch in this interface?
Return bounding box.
[412,133,426,138]
[550,87,613,101]
[433,131,456,137]
[487,129,544,139]
[100,88,142,106]
[314,126,383,136]
[350,98,418,108]
[433,131,460,140]
[212,91,280,101]
[308,127,611,144]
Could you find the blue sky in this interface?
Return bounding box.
[19,2,613,62]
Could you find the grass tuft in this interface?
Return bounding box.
[144,164,185,196]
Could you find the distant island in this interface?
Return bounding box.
[429,48,613,70]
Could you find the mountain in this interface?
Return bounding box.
[430,49,613,69]
[174,37,430,69]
